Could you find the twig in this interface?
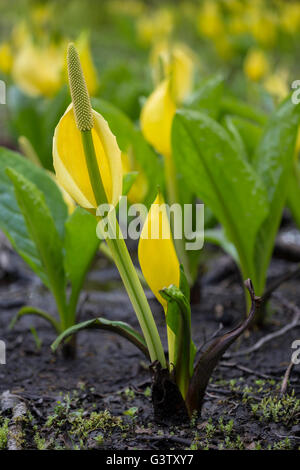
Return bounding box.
[225,294,300,358]
[220,361,275,380]
[280,361,295,396]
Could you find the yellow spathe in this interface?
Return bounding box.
[244,49,269,82]
[53,104,122,209]
[150,41,195,104]
[0,42,13,74]
[12,40,64,97]
[140,79,176,158]
[138,192,180,309]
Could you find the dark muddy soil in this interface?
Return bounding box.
[0,230,299,451]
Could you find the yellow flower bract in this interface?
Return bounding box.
[140,79,176,158]
[53,104,122,209]
[138,192,180,310]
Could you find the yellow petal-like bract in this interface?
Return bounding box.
[12,40,64,97]
[140,79,176,158]
[0,42,13,74]
[53,104,122,209]
[150,41,195,104]
[138,192,180,309]
[244,49,269,82]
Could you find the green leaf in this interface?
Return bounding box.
[51,317,149,359]
[220,96,267,126]
[185,74,224,119]
[253,98,300,293]
[172,109,269,288]
[225,116,263,160]
[205,228,238,263]
[9,306,60,333]
[287,162,300,228]
[6,168,66,316]
[64,207,99,323]
[161,281,193,399]
[0,148,68,283]
[122,171,138,196]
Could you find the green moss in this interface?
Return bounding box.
[0,418,9,450]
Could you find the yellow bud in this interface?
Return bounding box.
[0,42,13,75]
[138,192,180,365]
[12,40,64,97]
[138,192,180,309]
[140,79,176,158]
[150,41,195,104]
[244,49,269,82]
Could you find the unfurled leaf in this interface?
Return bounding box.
[51,317,149,359]
[6,168,66,306]
[172,109,269,289]
[253,98,300,293]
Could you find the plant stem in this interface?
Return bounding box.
[104,215,166,367]
[81,128,166,367]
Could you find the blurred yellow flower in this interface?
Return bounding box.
[140,79,176,158]
[122,152,148,203]
[137,8,174,46]
[244,48,269,82]
[198,1,224,39]
[0,42,13,74]
[150,41,196,104]
[53,104,122,210]
[214,34,234,61]
[138,191,180,364]
[11,21,30,49]
[280,3,300,34]
[12,40,65,97]
[264,69,289,101]
[250,12,277,47]
[75,33,99,96]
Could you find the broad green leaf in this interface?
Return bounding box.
[64,207,99,322]
[205,228,238,263]
[225,116,263,160]
[51,317,149,359]
[253,98,300,293]
[185,74,224,119]
[287,163,300,228]
[0,148,68,283]
[172,110,269,286]
[6,168,66,310]
[220,96,267,126]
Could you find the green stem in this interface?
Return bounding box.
[104,216,166,367]
[81,130,107,205]
[81,128,166,367]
